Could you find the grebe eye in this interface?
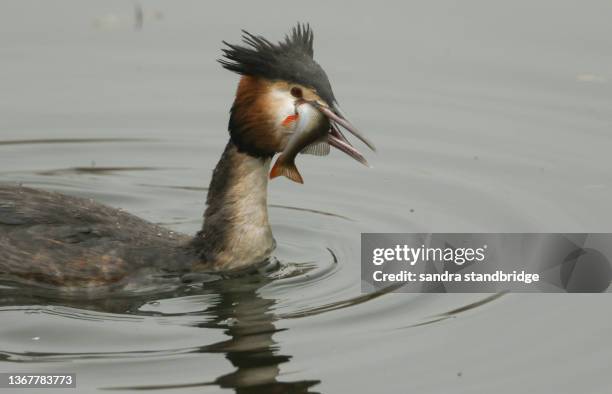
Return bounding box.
[290,87,303,98]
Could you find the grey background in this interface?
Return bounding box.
[1,1,612,393]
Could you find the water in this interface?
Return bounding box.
[1,1,612,393]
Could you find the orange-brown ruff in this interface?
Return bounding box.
[229,76,286,155]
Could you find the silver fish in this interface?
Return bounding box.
[269,102,330,184]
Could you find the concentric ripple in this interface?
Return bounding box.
[0,144,502,394]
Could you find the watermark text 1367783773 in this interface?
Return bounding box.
[0,373,76,388]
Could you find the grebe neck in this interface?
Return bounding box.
[190,140,275,271]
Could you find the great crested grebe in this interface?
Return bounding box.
[0,24,373,288]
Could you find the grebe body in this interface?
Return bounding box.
[0,24,373,288]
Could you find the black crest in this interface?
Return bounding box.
[219,24,335,105]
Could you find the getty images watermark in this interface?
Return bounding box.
[361,233,612,293]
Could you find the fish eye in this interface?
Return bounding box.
[290,87,303,98]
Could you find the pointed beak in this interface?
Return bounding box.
[312,102,375,167]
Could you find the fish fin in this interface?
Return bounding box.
[270,157,304,184]
[300,140,330,156]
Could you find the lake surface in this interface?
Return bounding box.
[1,1,611,393]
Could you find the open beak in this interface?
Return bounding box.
[311,102,376,167]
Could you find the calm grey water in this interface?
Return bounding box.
[1,1,612,393]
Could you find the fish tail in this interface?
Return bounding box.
[269,156,304,184]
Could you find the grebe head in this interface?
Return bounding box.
[219,23,375,161]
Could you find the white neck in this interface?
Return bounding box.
[191,141,275,271]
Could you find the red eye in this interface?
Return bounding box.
[290,87,302,98]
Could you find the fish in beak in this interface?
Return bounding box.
[270,100,375,184]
